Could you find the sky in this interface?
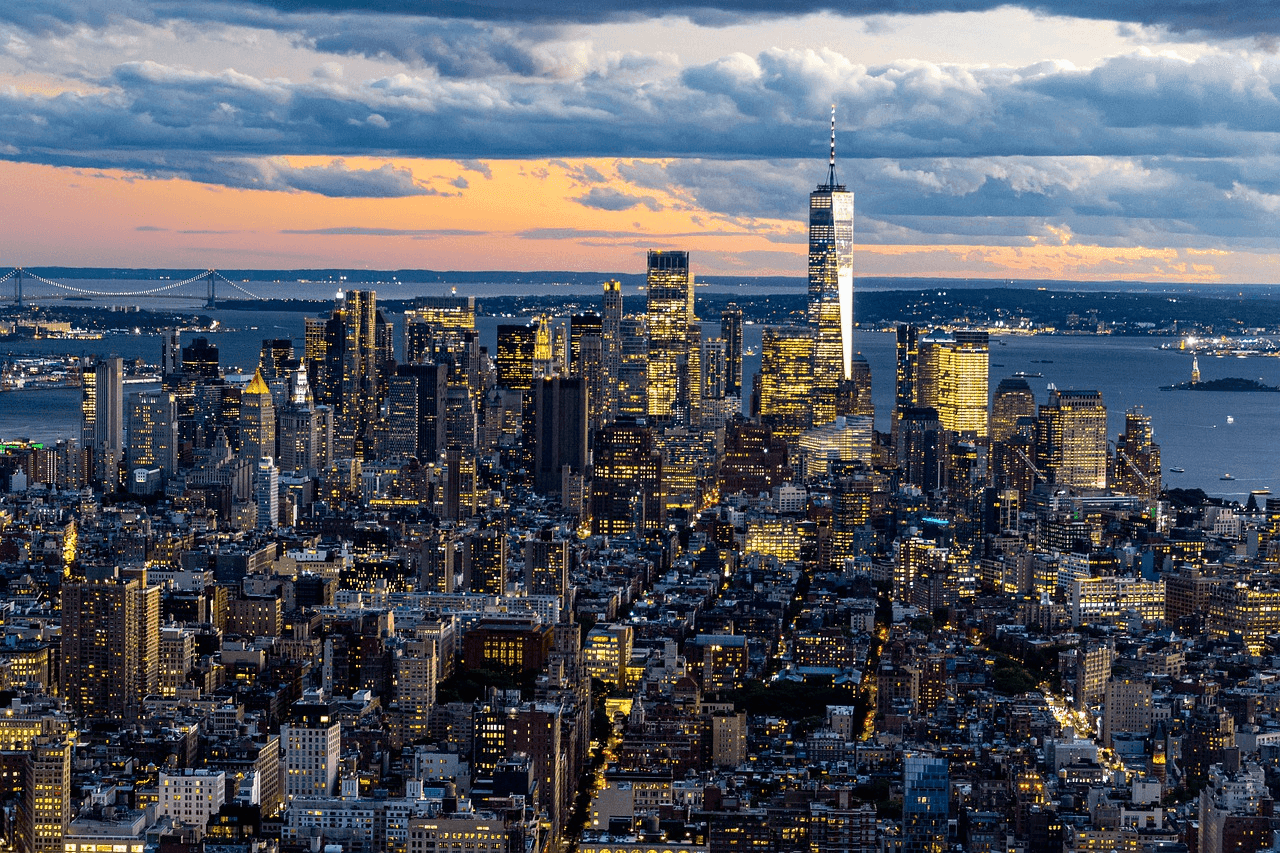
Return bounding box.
[3,1,1280,282]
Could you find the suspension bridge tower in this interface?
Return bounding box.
[205,270,218,309]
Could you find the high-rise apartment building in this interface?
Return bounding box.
[525,526,570,598]
[61,570,160,722]
[127,390,178,476]
[281,714,341,801]
[1035,389,1108,490]
[645,250,696,423]
[809,109,855,423]
[17,734,73,853]
[916,330,990,438]
[903,753,949,853]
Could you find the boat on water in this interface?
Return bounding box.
[1169,467,1185,473]
[1221,474,1235,481]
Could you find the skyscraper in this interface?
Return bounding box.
[591,421,664,537]
[239,368,276,463]
[991,376,1037,444]
[1111,407,1161,502]
[758,327,815,447]
[917,330,990,438]
[85,356,124,488]
[338,289,380,458]
[496,322,539,391]
[602,280,623,419]
[255,457,279,530]
[127,390,178,476]
[160,327,181,376]
[530,376,588,496]
[809,108,855,423]
[720,303,743,397]
[1035,389,1108,490]
[645,250,696,423]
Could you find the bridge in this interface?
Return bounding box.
[0,268,263,309]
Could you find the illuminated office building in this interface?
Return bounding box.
[339,289,381,457]
[570,312,607,435]
[591,421,664,537]
[602,280,624,419]
[181,337,220,378]
[808,109,855,423]
[395,362,449,460]
[403,295,476,364]
[576,333,607,439]
[61,570,160,723]
[645,251,696,423]
[239,368,276,463]
[259,338,294,383]
[279,368,328,475]
[618,317,649,418]
[302,290,382,458]
[496,322,538,391]
[917,330,990,438]
[1111,408,1161,502]
[796,415,874,479]
[721,303,743,396]
[991,376,1037,444]
[127,391,178,476]
[1034,389,1108,490]
[758,327,815,447]
[384,374,419,458]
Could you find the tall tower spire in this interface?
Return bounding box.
[827,104,838,188]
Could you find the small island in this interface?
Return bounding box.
[1162,377,1280,392]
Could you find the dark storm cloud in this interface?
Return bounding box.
[126,0,1280,39]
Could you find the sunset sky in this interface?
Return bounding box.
[3,1,1280,282]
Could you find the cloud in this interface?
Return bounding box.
[574,187,663,211]
[280,226,486,236]
[61,0,1280,40]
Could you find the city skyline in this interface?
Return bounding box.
[1,5,1280,282]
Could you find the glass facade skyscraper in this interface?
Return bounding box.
[808,109,855,423]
